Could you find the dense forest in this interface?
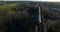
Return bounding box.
[0,2,39,32]
[0,1,60,32]
[41,2,60,32]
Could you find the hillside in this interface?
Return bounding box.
[0,2,39,32]
[41,2,60,32]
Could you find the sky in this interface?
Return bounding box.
[1,0,60,2]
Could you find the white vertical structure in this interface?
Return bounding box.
[35,7,42,32]
[39,7,47,32]
[39,7,41,23]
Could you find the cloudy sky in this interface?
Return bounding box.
[0,0,60,2]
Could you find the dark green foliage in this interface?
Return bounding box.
[0,2,39,32]
[42,2,60,32]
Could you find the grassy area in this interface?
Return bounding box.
[0,3,18,9]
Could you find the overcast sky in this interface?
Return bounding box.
[0,0,60,2]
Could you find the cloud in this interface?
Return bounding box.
[1,0,60,2]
